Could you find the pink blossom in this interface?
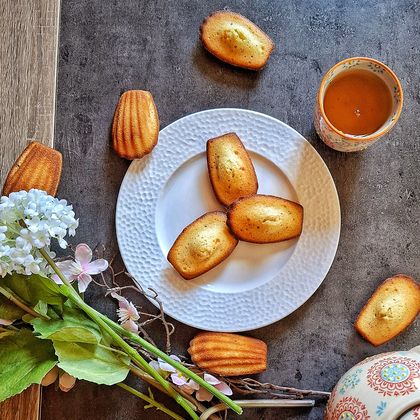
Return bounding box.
[148,356,232,400]
[196,374,233,402]
[52,243,108,292]
[111,292,140,333]
[149,355,199,394]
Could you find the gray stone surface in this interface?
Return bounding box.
[43,0,420,419]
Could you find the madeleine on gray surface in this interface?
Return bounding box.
[200,10,274,70]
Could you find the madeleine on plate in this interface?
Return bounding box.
[207,132,258,206]
[167,211,238,280]
[227,194,303,243]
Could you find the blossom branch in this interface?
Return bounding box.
[130,365,222,420]
[224,378,330,400]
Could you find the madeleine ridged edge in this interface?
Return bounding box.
[188,332,267,376]
[112,90,159,160]
[2,141,62,197]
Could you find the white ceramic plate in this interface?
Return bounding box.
[116,108,340,332]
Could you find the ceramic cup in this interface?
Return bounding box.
[325,345,420,420]
[314,57,403,152]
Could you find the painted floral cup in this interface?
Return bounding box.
[314,57,403,152]
[325,345,420,419]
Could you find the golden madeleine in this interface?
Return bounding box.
[355,275,420,346]
[188,332,267,376]
[2,141,62,196]
[207,133,258,206]
[227,194,303,243]
[200,11,274,70]
[112,90,159,160]
[167,212,238,280]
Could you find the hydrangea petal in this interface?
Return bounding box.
[77,272,92,293]
[171,373,187,386]
[203,373,221,385]
[85,259,108,275]
[74,243,92,265]
[196,387,213,402]
[149,360,160,371]
[55,260,81,280]
[158,355,180,373]
[122,319,138,334]
[216,381,233,396]
[51,273,61,284]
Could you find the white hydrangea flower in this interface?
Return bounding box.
[0,189,78,277]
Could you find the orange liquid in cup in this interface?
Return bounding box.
[323,69,393,136]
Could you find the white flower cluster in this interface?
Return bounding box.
[0,189,79,277]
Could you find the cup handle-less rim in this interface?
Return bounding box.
[389,396,420,420]
[317,56,404,142]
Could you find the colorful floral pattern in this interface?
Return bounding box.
[367,357,420,397]
[376,401,387,416]
[339,369,362,395]
[331,396,370,420]
[326,349,420,420]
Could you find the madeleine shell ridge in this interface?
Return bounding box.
[2,141,62,196]
[188,332,267,376]
[112,90,159,160]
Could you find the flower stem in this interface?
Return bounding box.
[0,285,43,319]
[40,249,199,420]
[41,247,242,414]
[117,383,186,420]
[130,365,220,420]
[98,313,243,415]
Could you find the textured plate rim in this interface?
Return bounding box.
[116,108,341,332]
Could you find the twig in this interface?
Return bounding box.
[199,399,315,420]
[98,249,331,416]
[225,378,330,400]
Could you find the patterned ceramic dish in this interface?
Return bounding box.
[314,57,403,152]
[325,345,420,419]
[116,108,341,331]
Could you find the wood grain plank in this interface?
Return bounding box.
[0,1,60,420]
[0,0,60,181]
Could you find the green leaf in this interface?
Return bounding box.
[31,303,102,344]
[0,294,25,321]
[54,341,130,385]
[33,300,48,317]
[0,273,64,309]
[0,329,57,402]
